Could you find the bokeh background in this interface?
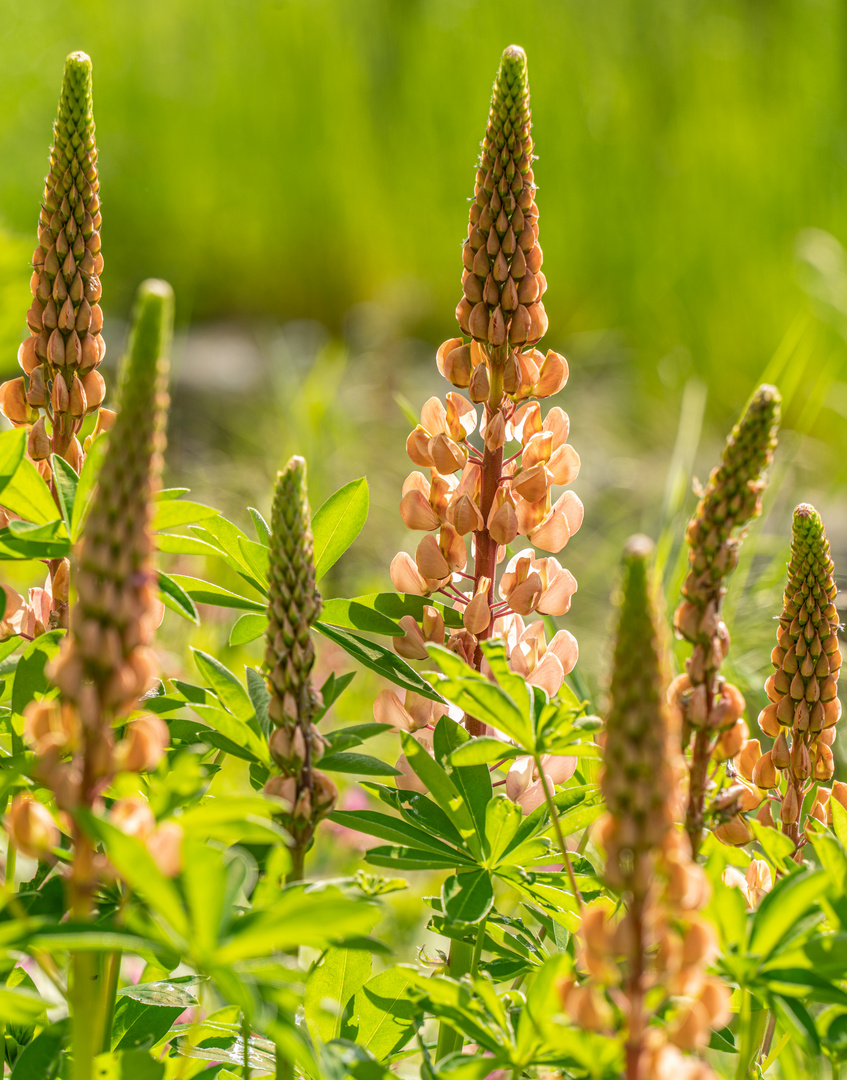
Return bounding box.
[2,0,847,717]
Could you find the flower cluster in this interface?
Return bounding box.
[262,457,337,877]
[5,282,177,897]
[673,385,781,853]
[0,53,110,479]
[562,538,727,1079]
[725,505,842,854]
[386,47,582,755]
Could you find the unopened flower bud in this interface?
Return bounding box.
[115,714,169,773]
[110,796,156,840]
[27,416,51,460]
[5,795,59,859]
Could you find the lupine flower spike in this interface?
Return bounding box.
[753,504,841,856]
[1,52,108,474]
[384,45,582,748]
[263,456,336,880]
[0,52,111,633]
[32,280,176,911]
[672,385,781,855]
[562,537,727,1080]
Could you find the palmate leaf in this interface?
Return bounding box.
[425,645,529,746]
[158,571,199,624]
[401,724,480,857]
[319,752,402,777]
[167,575,266,612]
[433,717,491,834]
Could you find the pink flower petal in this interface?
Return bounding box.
[548,629,579,675]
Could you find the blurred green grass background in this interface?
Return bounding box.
[2,0,847,706]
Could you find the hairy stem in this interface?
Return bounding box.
[685,728,714,857]
[99,950,122,1053]
[537,761,583,912]
[624,896,645,1080]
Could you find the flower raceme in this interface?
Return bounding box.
[0,53,110,477]
[386,47,582,755]
[720,505,842,854]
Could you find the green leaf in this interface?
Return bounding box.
[117,975,207,1007]
[442,869,494,924]
[168,575,265,612]
[324,592,463,630]
[152,499,218,531]
[228,611,267,646]
[771,993,821,1055]
[112,999,184,1052]
[155,532,221,557]
[156,487,189,500]
[245,667,271,737]
[347,965,418,1060]
[426,644,529,744]
[401,727,480,857]
[833,800,847,849]
[320,598,402,636]
[328,809,471,861]
[50,454,78,527]
[319,752,402,776]
[484,795,522,866]
[0,520,70,560]
[237,537,270,585]
[433,717,492,836]
[92,1050,165,1080]
[70,431,108,541]
[1,457,60,525]
[192,649,254,721]
[365,845,470,871]
[189,703,270,765]
[306,947,373,1043]
[158,571,199,624]
[749,869,828,962]
[449,738,522,767]
[315,622,445,703]
[248,507,271,545]
[9,1023,63,1079]
[0,986,48,1023]
[312,477,369,581]
[750,820,795,875]
[0,428,26,498]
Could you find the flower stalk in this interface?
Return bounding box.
[563,537,728,1080]
[674,385,781,855]
[262,457,337,881]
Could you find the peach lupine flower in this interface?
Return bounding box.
[506,753,577,814]
[377,44,584,784]
[722,860,772,911]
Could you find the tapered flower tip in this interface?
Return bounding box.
[60,52,93,113]
[499,45,528,78]
[794,502,822,532]
[124,280,174,387]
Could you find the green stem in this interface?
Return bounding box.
[70,951,101,1080]
[275,1047,293,1080]
[734,991,767,1080]
[536,760,583,912]
[241,1012,251,1080]
[434,938,473,1062]
[3,843,16,890]
[762,1032,790,1073]
[469,917,487,978]
[99,951,122,1054]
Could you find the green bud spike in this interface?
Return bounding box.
[264,457,322,731]
[52,280,173,721]
[681,384,781,619]
[457,45,548,351]
[603,536,678,894]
